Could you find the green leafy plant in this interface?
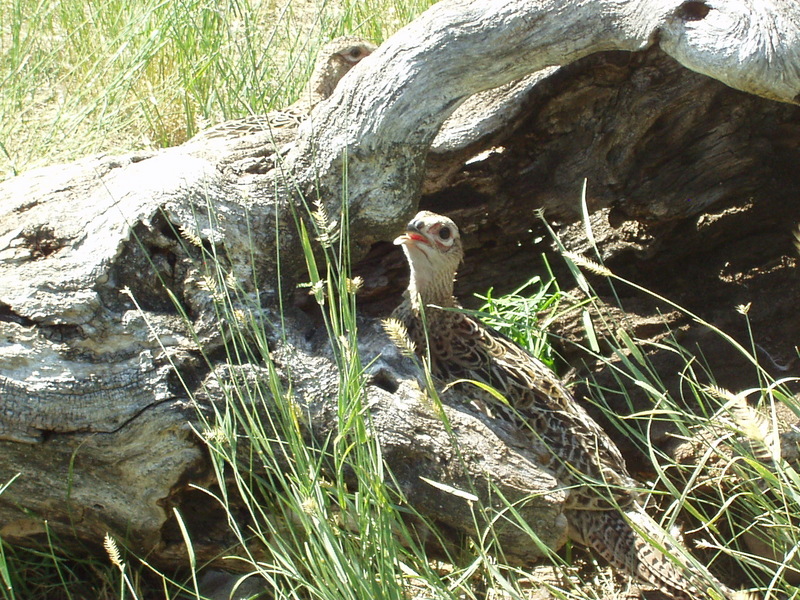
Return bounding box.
[473,257,564,370]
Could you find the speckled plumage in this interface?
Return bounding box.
[391,211,733,599]
[190,36,376,142]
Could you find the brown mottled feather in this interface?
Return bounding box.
[391,211,734,600]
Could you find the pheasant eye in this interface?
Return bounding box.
[439,227,451,240]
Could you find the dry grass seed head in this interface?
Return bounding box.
[382,317,417,358]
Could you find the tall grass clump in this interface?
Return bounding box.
[0,0,436,180]
[514,187,800,598]
[150,182,449,599]
[174,182,797,600]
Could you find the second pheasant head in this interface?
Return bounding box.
[300,36,378,109]
[394,211,463,307]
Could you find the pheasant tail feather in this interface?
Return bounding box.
[568,508,732,599]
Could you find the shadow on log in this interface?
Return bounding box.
[1,0,799,579]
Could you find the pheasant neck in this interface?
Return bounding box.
[300,57,340,110]
[409,267,458,311]
[294,70,330,113]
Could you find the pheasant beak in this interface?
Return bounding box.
[393,225,430,247]
[394,232,428,245]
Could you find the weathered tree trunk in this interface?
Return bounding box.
[1,0,799,570]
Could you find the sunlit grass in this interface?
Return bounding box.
[0,0,436,179]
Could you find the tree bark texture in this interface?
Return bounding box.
[1,0,799,569]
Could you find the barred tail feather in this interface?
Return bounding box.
[567,508,733,600]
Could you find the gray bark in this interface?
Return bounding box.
[1,0,799,570]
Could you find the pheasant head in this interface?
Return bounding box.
[394,211,463,308]
[302,37,377,108]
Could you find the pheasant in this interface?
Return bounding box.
[391,210,735,599]
[188,36,376,143]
